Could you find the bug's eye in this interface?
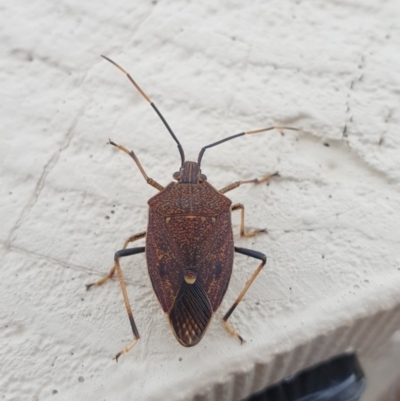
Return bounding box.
[173,172,180,180]
[200,174,207,181]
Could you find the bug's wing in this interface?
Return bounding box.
[199,210,234,311]
[169,280,212,347]
[146,210,184,312]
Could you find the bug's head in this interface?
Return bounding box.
[173,161,207,184]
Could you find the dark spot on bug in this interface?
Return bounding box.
[158,262,166,278]
[105,215,110,219]
[78,376,85,383]
[9,192,12,195]
[255,302,259,305]
[215,262,222,277]
[329,195,332,198]
[111,210,115,214]
[323,143,329,147]
[152,0,157,4]
[322,254,325,259]
[289,287,292,290]
[179,357,182,361]
[231,36,236,41]
[52,390,58,395]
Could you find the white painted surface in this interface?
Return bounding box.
[1,1,400,400]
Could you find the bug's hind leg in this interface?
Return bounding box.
[219,172,278,194]
[111,247,145,361]
[232,203,267,238]
[222,247,267,343]
[86,231,146,290]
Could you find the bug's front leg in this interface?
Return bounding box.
[86,231,146,290]
[222,247,267,343]
[219,172,278,194]
[109,140,164,191]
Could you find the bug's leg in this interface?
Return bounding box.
[222,247,267,343]
[113,246,145,361]
[109,140,164,191]
[219,172,278,194]
[86,231,146,290]
[231,203,266,237]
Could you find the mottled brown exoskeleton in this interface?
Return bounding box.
[86,56,298,361]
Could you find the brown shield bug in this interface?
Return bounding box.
[86,55,297,361]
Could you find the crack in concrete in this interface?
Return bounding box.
[1,241,136,287]
[298,131,396,188]
[343,52,365,139]
[6,106,86,248]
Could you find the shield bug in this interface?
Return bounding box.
[86,55,297,360]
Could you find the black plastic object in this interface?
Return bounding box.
[244,353,366,401]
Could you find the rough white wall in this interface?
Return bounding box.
[1,0,400,400]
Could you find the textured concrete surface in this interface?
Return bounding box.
[1,1,400,400]
[361,331,400,401]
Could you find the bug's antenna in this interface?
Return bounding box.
[198,126,299,166]
[101,55,185,165]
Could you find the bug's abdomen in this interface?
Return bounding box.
[146,210,234,314]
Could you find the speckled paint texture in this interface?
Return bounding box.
[1,1,400,400]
